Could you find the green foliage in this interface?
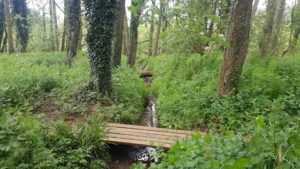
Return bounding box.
[162,0,226,54]
[0,113,109,168]
[150,116,300,169]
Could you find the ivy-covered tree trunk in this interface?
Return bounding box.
[112,0,125,67]
[148,0,155,56]
[271,0,286,54]
[4,0,13,53]
[127,0,144,66]
[49,0,55,51]
[83,0,116,96]
[0,0,4,50]
[218,0,253,97]
[65,0,81,67]
[259,0,278,57]
[12,0,29,52]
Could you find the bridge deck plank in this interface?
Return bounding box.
[105,123,202,149]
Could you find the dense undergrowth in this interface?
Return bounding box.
[0,52,147,124]
[0,113,109,168]
[1,52,300,168]
[138,52,300,169]
[147,52,300,131]
[0,52,147,168]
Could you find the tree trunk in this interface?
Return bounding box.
[1,28,6,52]
[52,0,59,51]
[153,0,164,56]
[161,0,169,53]
[127,0,143,67]
[112,0,125,67]
[61,3,66,52]
[12,0,29,52]
[122,12,129,56]
[61,21,66,51]
[83,0,115,96]
[218,0,253,97]
[49,0,55,51]
[77,15,82,50]
[148,0,155,56]
[289,1,300,51]
[42,6,47,43]
[4,0,14,53]
[0,0,4,50]
[271,0,286,54]
[251,0,259,24]
[65,0,81,67]
[259,0,278,57]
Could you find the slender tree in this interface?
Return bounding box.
[83,0,116,96]
[52,0,59,50]
[61,0,67,51]
[4,0,14,53]
[42,5,47,43]
[148,0,155,56]
[259,0,278,57]
[0,0,4,50]
[127,0,144,66]
[271,0,286,54]
[122,13,130,56]
[112,0,126,67]
[153,0,164,56]
[65,0,81,67]
[282,1,300,56]
[290,1,300,51]
[77,14,82,50]
[49,0,55,51]
[251,0,260,24]
[218,0,253,97]
[12,0,29,52]
[1,29,6,52]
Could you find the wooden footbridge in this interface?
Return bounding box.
[104,123,203,149]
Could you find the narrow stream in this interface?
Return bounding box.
[110,72,160,168]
